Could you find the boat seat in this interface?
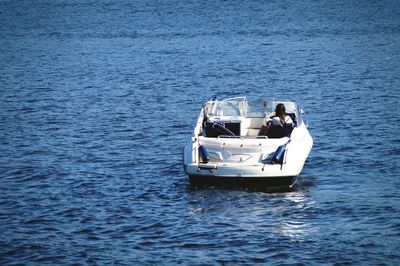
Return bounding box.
[247,117,265,128]
[245,117,264,136]
[246,129,261,136]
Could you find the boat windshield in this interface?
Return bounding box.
[208,98,269,118]
[208,98,243,117]
[267,101,297,113]
[246,99,267,118]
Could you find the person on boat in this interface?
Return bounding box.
[258,103,294,138]
[272,103,293,128]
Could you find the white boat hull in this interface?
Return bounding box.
[183,97,313,189]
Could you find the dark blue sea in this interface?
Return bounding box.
[1,0,400,264]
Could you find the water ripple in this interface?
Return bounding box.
[1,0,400,265]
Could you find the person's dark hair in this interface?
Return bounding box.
[275,103,286,118]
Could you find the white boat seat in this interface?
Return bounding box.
[246,129,260,136]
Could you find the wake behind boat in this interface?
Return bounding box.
[182,97,313,189]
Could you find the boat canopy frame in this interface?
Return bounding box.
[203,97,303,127]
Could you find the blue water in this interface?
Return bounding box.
[1,0,400,264]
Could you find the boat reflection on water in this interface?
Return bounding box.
[275,220,319,238]
[185,185,319,241]
[272,192,319,238]
[188,173,316,193]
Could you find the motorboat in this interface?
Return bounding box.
[182,97,313,189]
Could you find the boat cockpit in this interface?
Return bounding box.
[200,97,303,138]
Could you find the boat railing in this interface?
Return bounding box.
[217,135,268,139]
[221,96,246,102]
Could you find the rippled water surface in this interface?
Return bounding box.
[1,0,400,264]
